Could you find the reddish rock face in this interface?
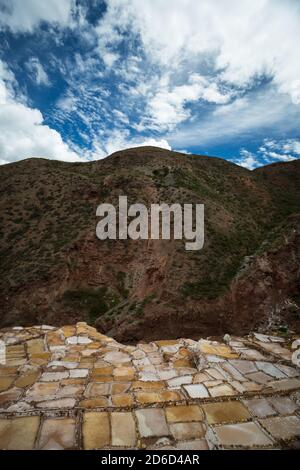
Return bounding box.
[0,147,299,342]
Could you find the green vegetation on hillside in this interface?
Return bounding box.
[0,148,299,328]
[62,287,119,324]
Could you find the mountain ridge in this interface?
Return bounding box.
[0,146,299,342]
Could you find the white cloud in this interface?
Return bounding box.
[234,149,260,170]
[169,86,300,148]
[56,94,78,112]
[0,81,6,104]
[112,109,129,125]
[139,74,231,132]
[234,137,300,170]
[282,140,300,155]
[85,0,300,149]
[0,59,17,103]
[96,0,300,105]
[93,1,135,70]
[0,0,73,32]
[259,138,300,162]
[0,60,81,165]
[266,151,295,162]
[26,57,50,86]
[0,103,82,164]
[290,80,300,105]
[102,51,119,68]
[85,129,172,159]
[134,137,171,151]
[1,0,299,164]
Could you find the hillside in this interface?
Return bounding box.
[0,147,299,342]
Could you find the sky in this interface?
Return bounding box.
[0,0,300,169]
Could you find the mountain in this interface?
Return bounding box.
[0,147,299,342]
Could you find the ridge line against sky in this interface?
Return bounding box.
[0,0,300,169]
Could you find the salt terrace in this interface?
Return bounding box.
[0,322,299,450]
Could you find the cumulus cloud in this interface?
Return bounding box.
[128,0,300,102]
[0,60,81,165]
[78,0,300,152]
[1,0,300,164]
[93,0,300,115]
[0,0,73,32]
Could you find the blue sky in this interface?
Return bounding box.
[0,0,300,169]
